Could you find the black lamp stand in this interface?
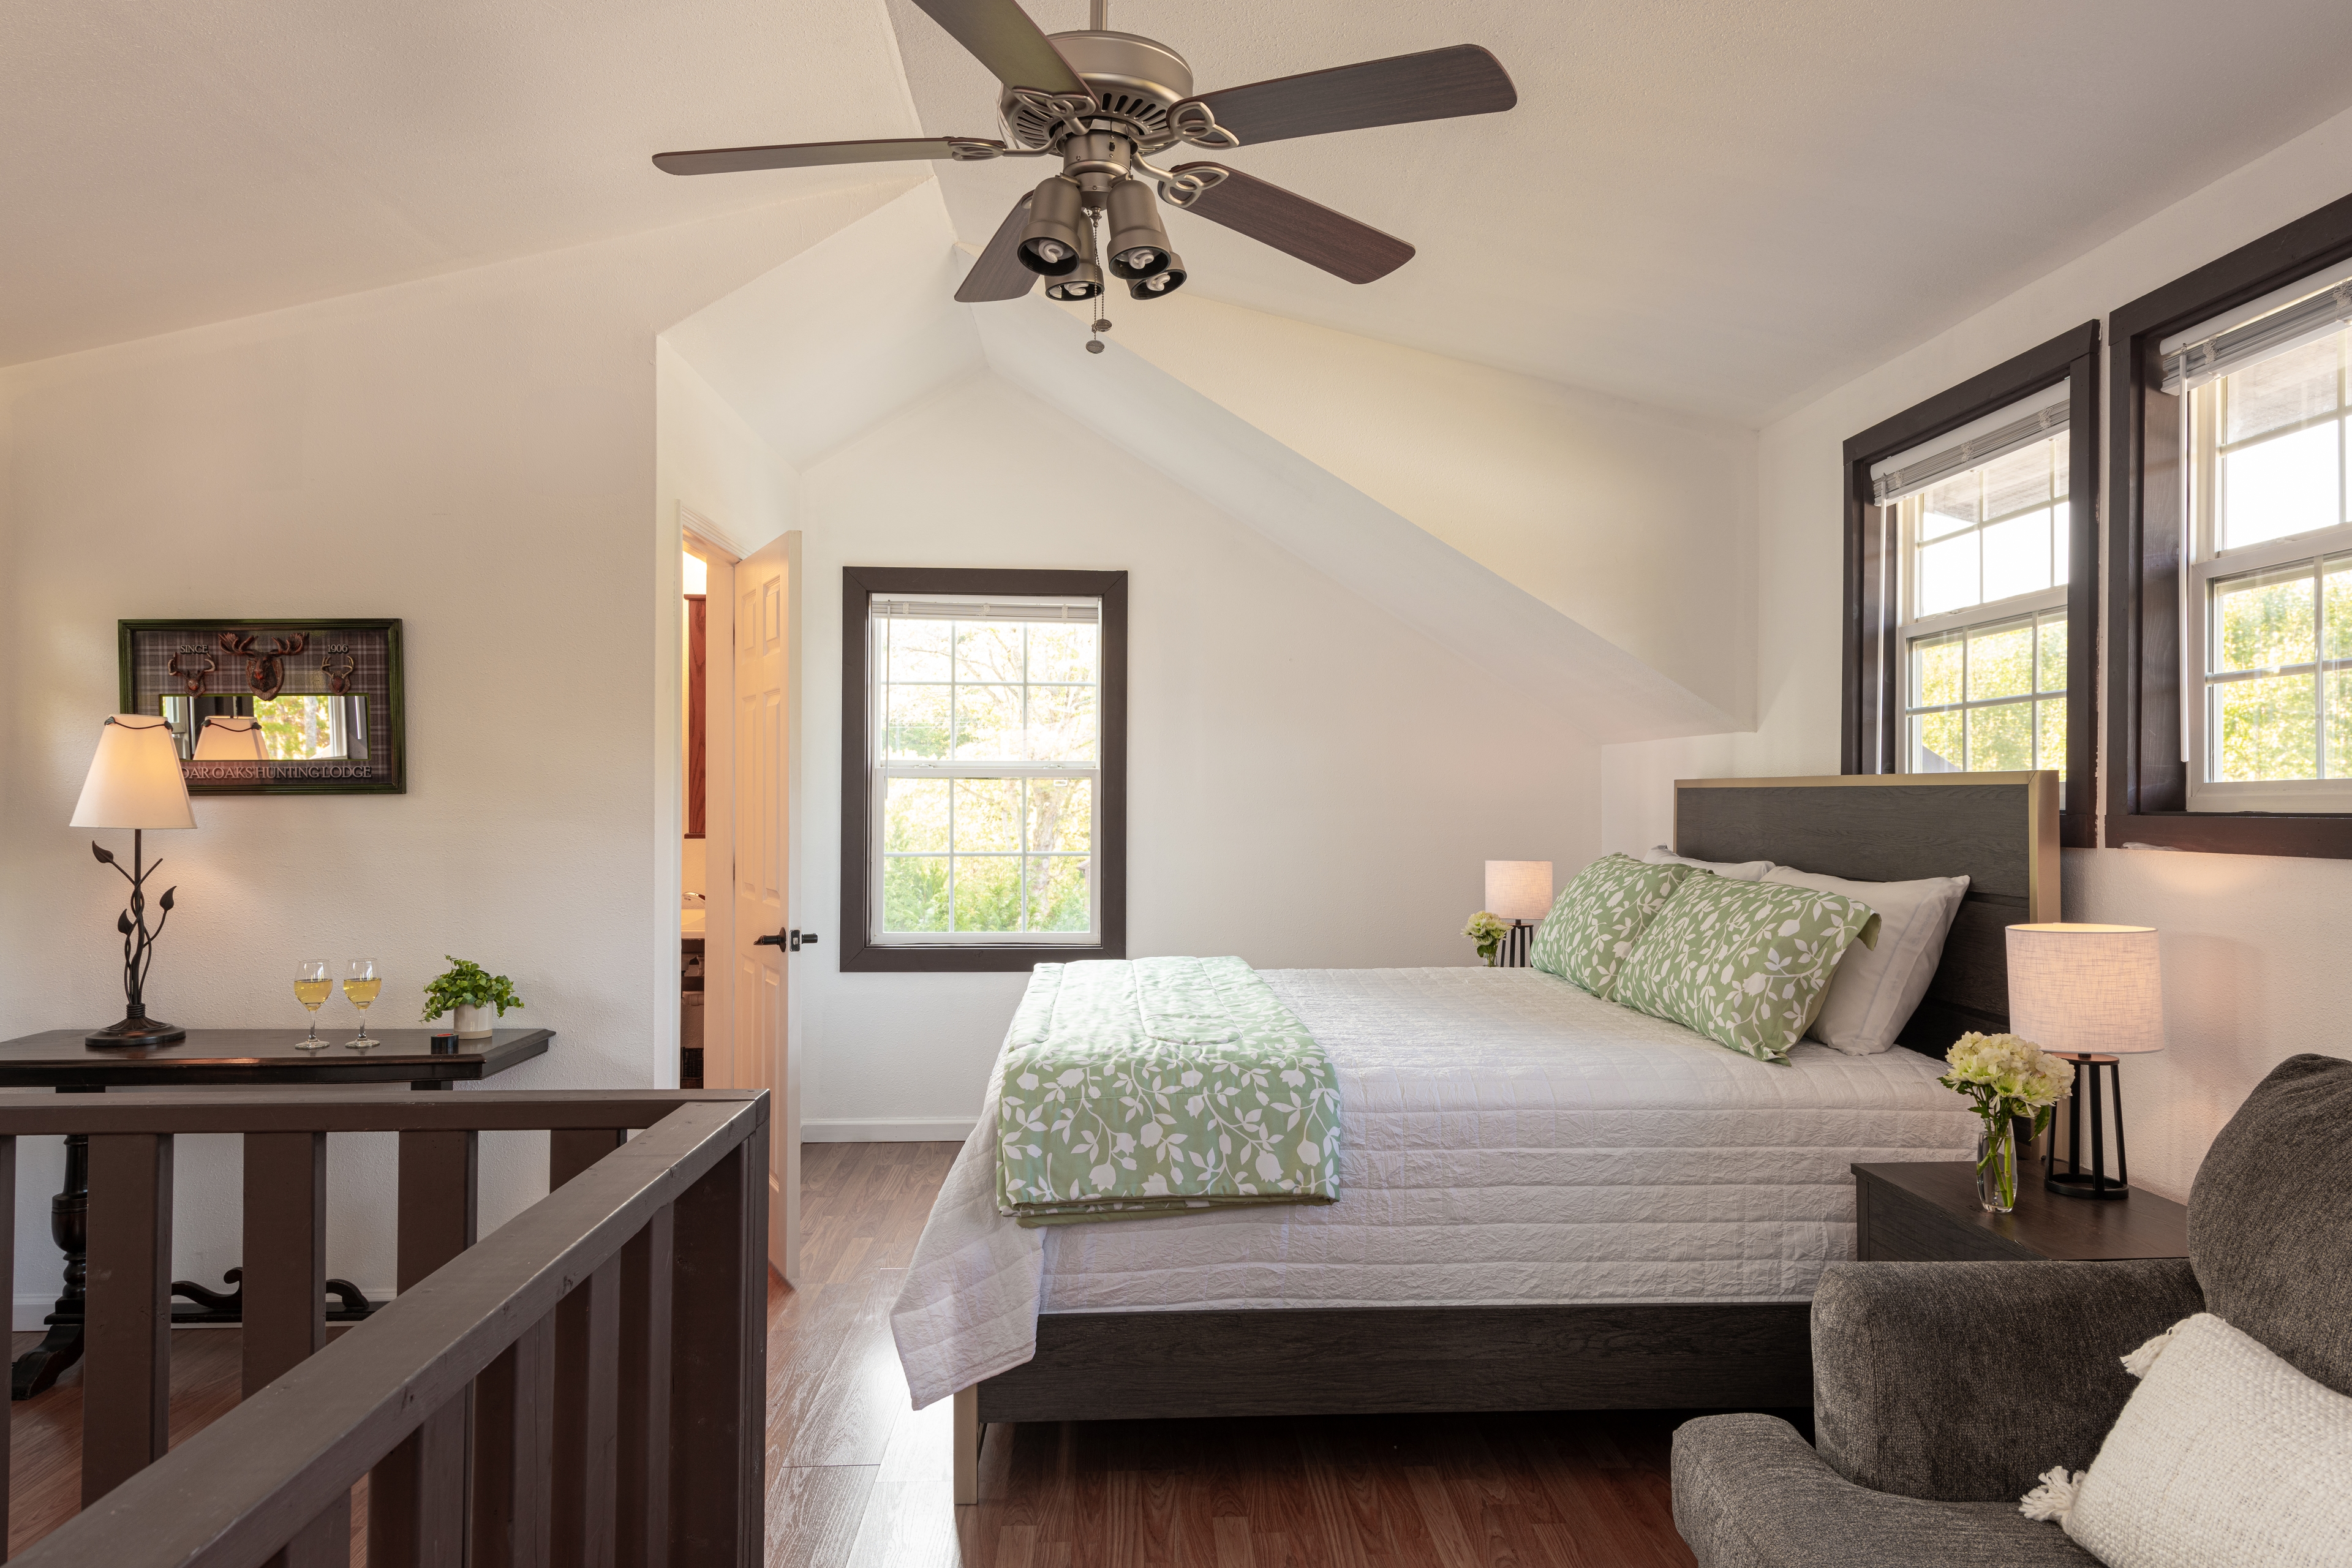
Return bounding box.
[1498,919,1536,968]
[2045,1052,2128,1199]
[85,828,185,1049]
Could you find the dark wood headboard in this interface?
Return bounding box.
[1673,773,2060,1054]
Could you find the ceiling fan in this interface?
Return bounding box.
[652,0,1515,312]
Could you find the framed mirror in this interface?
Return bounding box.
[119,619,405,794]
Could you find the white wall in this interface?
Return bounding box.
[1605,98,2352,1202]
[1058,295,1760,726]
[0,179,905,1310]
[793,370,1604,1137]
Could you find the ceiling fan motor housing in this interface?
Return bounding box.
[1003,31,1194,152]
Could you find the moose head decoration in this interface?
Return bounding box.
[219,631,307,701]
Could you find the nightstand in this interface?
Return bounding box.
[1852,1161,2191,1263]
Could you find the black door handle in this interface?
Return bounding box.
[753,930,820,951]
[753,932,786,947]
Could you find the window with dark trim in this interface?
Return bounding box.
[1842,322,2101,847]
[2109,192,2352,859]
[839,567,1127,971]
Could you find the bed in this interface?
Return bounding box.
[894,772,2060,1479]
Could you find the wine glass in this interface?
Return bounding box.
[293,960,332,1049]
[342,959,383,1049]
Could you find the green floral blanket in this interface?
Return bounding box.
[995,957,1343,1227]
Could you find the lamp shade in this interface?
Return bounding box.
[2007,923,2164,1056]
[70,715,195,830]
[194,715,268,762]
[1485,860,1555,921]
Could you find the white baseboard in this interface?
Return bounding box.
[801,1117,976,1144]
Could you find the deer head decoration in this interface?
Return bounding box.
[219,631,308,701]
[165,647,216,695]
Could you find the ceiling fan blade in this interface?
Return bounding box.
[908,0,1091,97]
[1175,45,1515,147]
[653,136,1003,176]
[955,195,1038,303]
[1172,165,1414,285]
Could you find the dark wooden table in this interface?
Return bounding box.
[1853,1160,2191,1264]
[0,1027,551,1396]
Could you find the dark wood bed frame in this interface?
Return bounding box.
[958,773,2062,1459]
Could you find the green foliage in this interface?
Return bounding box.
[421,956,524,1021]
[1462,910,1510,965]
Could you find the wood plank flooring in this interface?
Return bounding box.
[6,1140,1710,1565]
[778,1141,1705,1568]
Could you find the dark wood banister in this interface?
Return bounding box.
[0,1088,771,1568]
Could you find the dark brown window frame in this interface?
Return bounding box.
[2108,191,2352,859]
[1841,322,2101,848]
[839,566,1128,973]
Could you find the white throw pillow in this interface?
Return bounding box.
[1642,845,1771,880]
[1760,865,1966,1055]
[2020,1313,2352,1568]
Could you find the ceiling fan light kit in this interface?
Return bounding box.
[651,0,1516,342]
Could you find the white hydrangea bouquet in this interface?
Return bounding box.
[1463,911,1511,967]
[1940,1033,2074,1213]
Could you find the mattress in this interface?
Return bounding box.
[890,965,1975,1409]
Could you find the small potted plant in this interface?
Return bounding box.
[421,956,524,1039]
[1463,910,1511,967]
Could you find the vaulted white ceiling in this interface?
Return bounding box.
[12,0,2352,424]
[893,0,2352,422]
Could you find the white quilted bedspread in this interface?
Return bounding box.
[889,966,1975,1409]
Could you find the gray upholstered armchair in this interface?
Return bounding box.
[1671,1053,2352,1568]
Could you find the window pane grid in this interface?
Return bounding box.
[873,608,1101,940]
[2188,323,2352,796]
[1904,435,2069,624]
[1902,608,2067,777]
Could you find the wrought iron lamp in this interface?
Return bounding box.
[2007,923,2165,1200]
[71,714,197,1047]
[1484,861,1554,968]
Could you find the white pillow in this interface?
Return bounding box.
[1641,845,1771,880]
[1760,865,1966,1055]
[2021,1313,2352,1568]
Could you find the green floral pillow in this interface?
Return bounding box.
[1611,875,1882,1064]
[1528,854,1693,998]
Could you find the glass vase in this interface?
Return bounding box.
[1976,1120,2020,1213]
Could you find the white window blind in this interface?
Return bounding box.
[872,597,1098,624]
[1869,385,2070,507]
[2162,256,2352,395]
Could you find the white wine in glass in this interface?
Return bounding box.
[293,960,332,1049]
[342,959,383,1049]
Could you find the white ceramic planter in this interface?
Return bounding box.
[453,1004,496,1039]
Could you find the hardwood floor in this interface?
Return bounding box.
[6,1140,1711,1566]
[778,1141,1706,1568]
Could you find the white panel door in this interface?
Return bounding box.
[733,534,791,1278]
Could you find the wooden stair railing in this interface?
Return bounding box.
[0,1088,769,1568]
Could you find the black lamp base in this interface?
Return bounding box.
[86,1013,186,1050]
[2045,1052,2130,1200]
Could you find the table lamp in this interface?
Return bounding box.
[71,714,197,1047]
[1485,861,1554,968]
[192,714,267,761]
[2007,923,2164,1200]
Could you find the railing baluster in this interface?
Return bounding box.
[262,1492,349,1568]
[667,1131,767,1568]
[241,1131,328,1396]
[83,1132,173,1506]
[472,1312,556,1568]
[369,1398,468,1567]
[372,1130,479,1567]
[617,1207,674,1568]
[554,1257,622,1567]
[552,1128,627,1190]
